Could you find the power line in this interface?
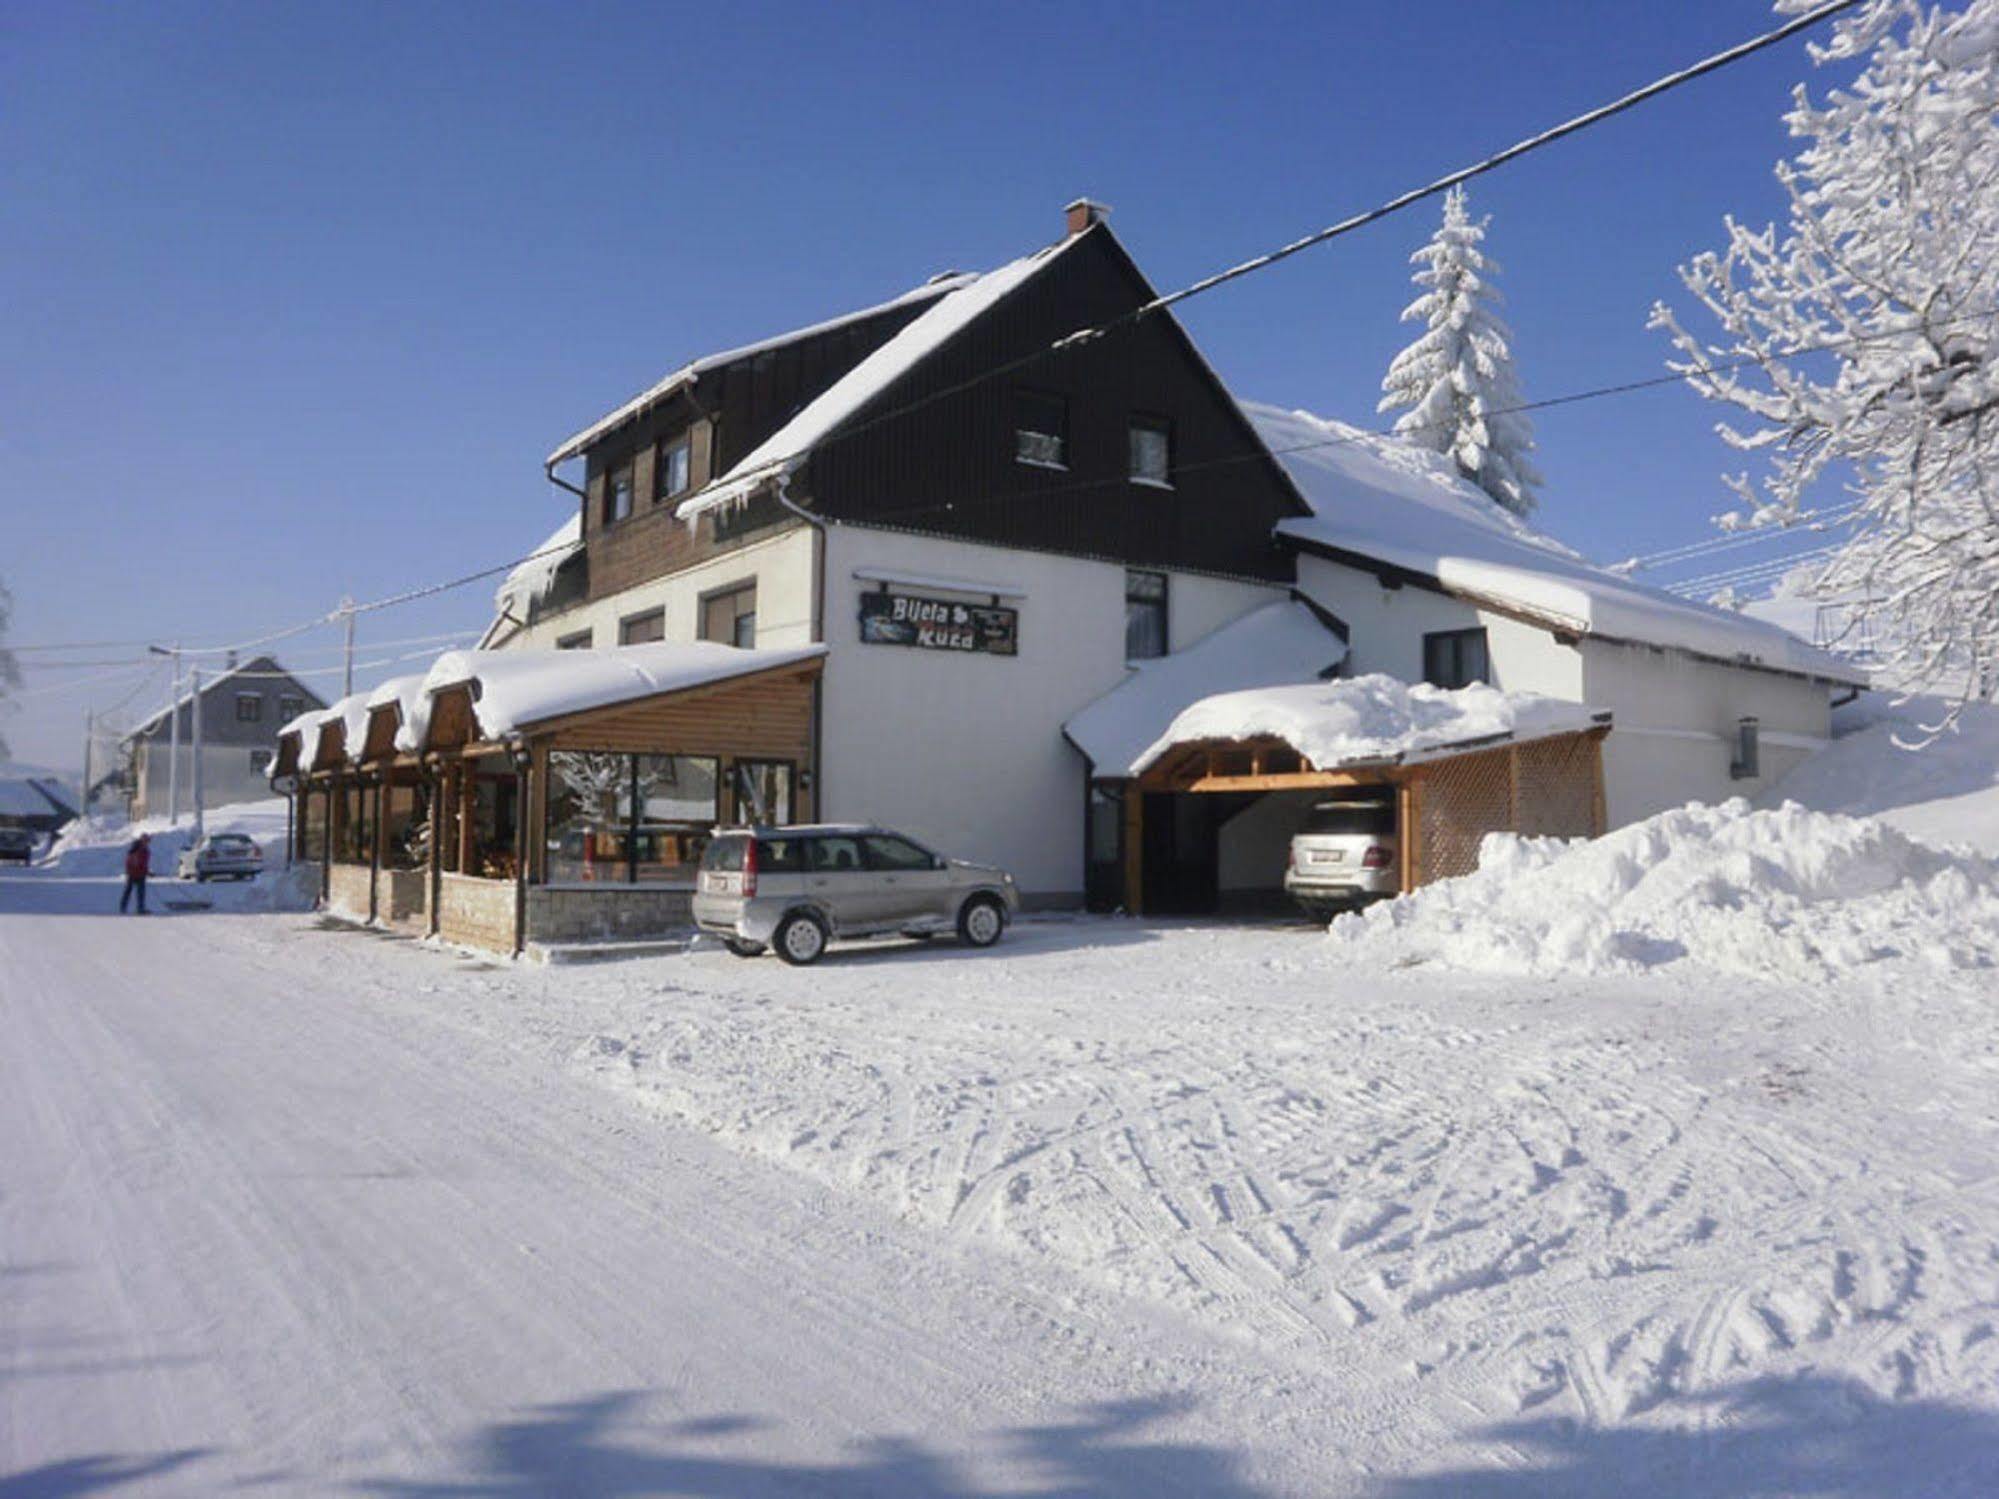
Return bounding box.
[707,0,1865,481]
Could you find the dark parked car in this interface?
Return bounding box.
[0,827,36,865]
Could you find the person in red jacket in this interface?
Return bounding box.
[120,833,151,914]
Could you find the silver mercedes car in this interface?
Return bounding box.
[693,824,1020,965]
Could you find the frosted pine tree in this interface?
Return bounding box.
[1652,0,1999,724]
[1378,186,1542,517]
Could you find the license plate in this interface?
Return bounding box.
[1309,850,1344,864]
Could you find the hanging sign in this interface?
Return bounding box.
[859,589,1018,656]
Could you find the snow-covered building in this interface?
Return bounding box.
[124,655,326,821]
[284,201,1863,949]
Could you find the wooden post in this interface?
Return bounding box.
[529,742,549,886]
[456,763,476,876]
[512,762,529,958]
[318,783,332,904]
[368,777,385,924]
[1122,785,1145,917]
[1589,732,1608,836]
[1507,745,1521,832]
[1400,775,1423,892]
[426,767,443,938]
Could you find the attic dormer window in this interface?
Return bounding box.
[1015,390,1068,470]
[658,435,692,499]
[1129,416,1173,488]
[604,463,634,525]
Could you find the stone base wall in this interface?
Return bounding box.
[326,861,373,922]
[437,872,517,953]
[377,867,427,930]
[526,885,693,945]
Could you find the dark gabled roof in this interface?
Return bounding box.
[126,655,326,740]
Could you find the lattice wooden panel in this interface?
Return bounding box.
[1415,745,1514,884]
[1516,733,1602,838]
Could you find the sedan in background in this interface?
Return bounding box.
[0,827,36,865]
[177,832,265,882]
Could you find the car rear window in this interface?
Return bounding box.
[1302,802,1395,836]
[701,836,746,873]
[214,834,254,847]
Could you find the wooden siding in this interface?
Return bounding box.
[538,664,816,761]
[803,227,1306,582]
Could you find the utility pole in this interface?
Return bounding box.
[191,665,205,842]
[341,597,357,698]
[160,643,182,825]
[81,710,94,822]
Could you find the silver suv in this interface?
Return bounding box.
[1284,796,1399,917]
[694,825,1020,965]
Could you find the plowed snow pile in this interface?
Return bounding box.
[1331,798,1999,978]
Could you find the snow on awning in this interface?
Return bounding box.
[674,238,1085,526]
[1247,401,1868,685]
[421,640,828,743]
[363,673,432,756]
[1130,674,1607,778]
[1063,601,1349,777]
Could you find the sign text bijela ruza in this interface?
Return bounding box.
[858,590,1018,656]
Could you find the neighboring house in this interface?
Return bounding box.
[0,777,77,837]
[124,656,326,819]
[452,200,1863,917]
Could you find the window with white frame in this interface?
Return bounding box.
[657,435,692,499]
[1014,390,1068,469]
[1125,569,1168,661]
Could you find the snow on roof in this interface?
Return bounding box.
[128,654,310,740]
[676,236,1085,524]
[363,673,432,756]
[1063,601,1349,776]
[422,640,828,741]
[0,777,75,820]
[1130,673,1604,778]
[1249,402,1868,684]
[544,274,978,469]
[492,514,582,622]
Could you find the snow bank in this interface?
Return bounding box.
[1332,798,1999,979]
[1132,672,1599,774]
[36,798,316,911]
[1063,601,1347,775]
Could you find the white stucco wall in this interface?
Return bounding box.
[819,525,1283,899]
[1292,554,1583,699]
[1582,639,1835,824]
[504,525,819,653]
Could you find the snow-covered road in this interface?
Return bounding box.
[0,876,1333,1495]
[5,867,1998,1495]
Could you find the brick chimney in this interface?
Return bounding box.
[1064,198,1110,237]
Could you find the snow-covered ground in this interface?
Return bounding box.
[8,831,1998,1492]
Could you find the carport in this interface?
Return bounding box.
[1069,657,1610,916]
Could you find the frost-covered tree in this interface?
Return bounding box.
[1379,185,1543,516]
[1652,0,1999,720]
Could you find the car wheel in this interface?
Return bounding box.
[723,937,765,958]
[773,912,828,967]
[957,894,1006,949]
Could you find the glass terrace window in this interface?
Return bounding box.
[1125,569,1168,661]
[700,584,756,648]
[604,463,635,525]
[658,435,692,499]
[1422,628,1490,689]
[1129,417,1173,487]
[1015,390,1068,469]
[544,751,719,884]
[619,609,665,645]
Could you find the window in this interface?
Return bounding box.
[862,834,936,872]
[731,760,793,824]
[544,750,718,884]
[657,435,692,499]
[603,463,634,526]
[700,583,756,648]
[1125,569,1168,661]
[249,748,273,771]
[279,695,304,721]
[234,694,262,723]
[1015,390,1068,469]
[1422,628,1490,689]
[619,609,665,645]
[1129,417,1173,487]
[1731,717,1761,780]
[556,630,593,651]
[809,835,866,873]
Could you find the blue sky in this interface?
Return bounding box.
[3,0,1827,771]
